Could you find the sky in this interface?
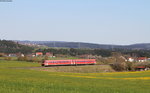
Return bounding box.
[0,0,150,45]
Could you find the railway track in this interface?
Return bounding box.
[8,64,108,69]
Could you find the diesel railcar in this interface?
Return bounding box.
[41,59,96,66]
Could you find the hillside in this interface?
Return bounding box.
[0,40,33,54]
[16,40,150,50]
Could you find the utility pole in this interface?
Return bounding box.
[111,45,114,51]
[78,42,81,49]
[53,42,56,47]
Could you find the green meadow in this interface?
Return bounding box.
[0,60,150,93]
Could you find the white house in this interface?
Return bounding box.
[127,57,135,62]
[137,57,147,62]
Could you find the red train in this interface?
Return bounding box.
[41,59,96,66]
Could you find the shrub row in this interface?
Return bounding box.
[111,61,150,71]
[17,56,46,62]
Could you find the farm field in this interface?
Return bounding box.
[35,65,115,73]
[0,60,150,93]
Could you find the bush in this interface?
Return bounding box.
[4,57,12,61]
[44,56,49,60]
[17,56,28,61]
[111,61,136,71]
[32,57,41,62]
[17,56,42,62]
[0,54,4,57]
[111,62,127,71]
[126,62,135,71]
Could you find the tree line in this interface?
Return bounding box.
[36,48,150,57]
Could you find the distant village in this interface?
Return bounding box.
[1,51,150,71]
[1,52,150,63]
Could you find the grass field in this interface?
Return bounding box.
[35,65,115,73]
[0,60,150,93]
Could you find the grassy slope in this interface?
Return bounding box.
[0,60,40,68]
[0,60,150,93]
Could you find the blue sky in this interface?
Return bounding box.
[0,0,150,45]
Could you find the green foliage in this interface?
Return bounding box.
[36,48,150,58]
[0,40,33,54]
[94,49,111,57]
[114,49,150,57]
[36,48,112,57]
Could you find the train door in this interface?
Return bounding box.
[71,60,76,65]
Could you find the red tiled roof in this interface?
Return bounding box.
[137,57,147,60]
[135,66,145,69]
